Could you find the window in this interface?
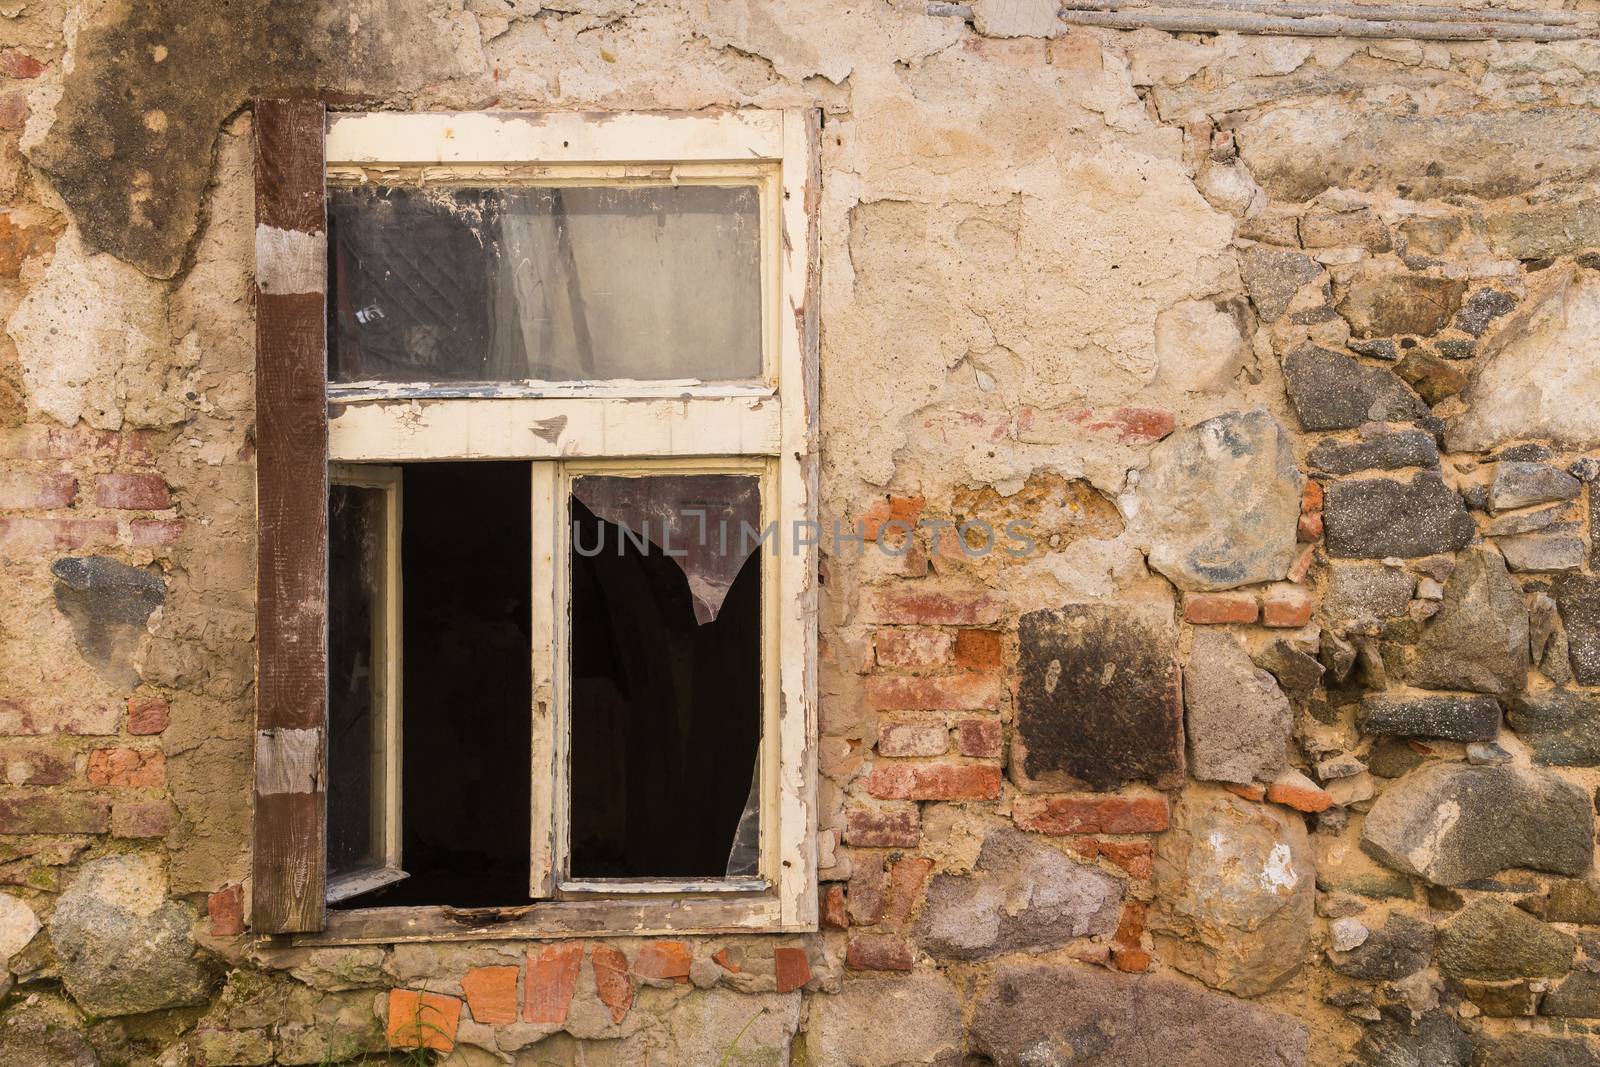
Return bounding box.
[252,103,819,940]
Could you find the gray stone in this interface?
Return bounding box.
[1361,763,1595,886]
[1573,457,1600,482]
[916,829,1122,960]
[1251,639,1325,691]
[1134,409,1304,591]
[1013,604,1184,792]
[1238,245,1322,322]
[970,0,1060,37]
[1338,274,1467,338]
[1554,574,1600,685]
[1473,1035,1600,1067]
[50,853,213,1017]
[802,975,962,1067]
[1407,546,1529,696]
[1184,630,1292,785]
[1366,737,1427,779]
[50,555,165,689]
[1354,1011,1472,1067]
[1330,917,1369,952]
[1325,474,1476,559]
[662,990,800,1066]
[1486,199,1600,260]
[1358,693,1501,742]
[1437,900,1575,980]
[1449,268,1600,452]
[1328,912,1436,980]
[1467,741,1512,765]
[1283,344,1434,432]
[0,893,39,967]
[0,992,98,1067]
[1544,971,1600,1018]
[1491,462,1582,512]
[1153,786,1313,996]
[1509,689,1600,766]
[1485,504,1567,537]
[1309,430,1440,474]
[968,963,1309,1067]
[1323,563,1415,623]
[1503,533,1587,572]
[1456,288,1518,336]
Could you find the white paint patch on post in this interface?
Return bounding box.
[256,728,324,795]
[255,225,327,296]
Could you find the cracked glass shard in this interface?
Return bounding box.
[328,184,762,384]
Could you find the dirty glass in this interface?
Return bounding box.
[328,184,763,384]
[327,483,387,878]
[567,473,764,879]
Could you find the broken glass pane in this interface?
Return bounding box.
[328,184,762,384]
[568,473,763,879]
[327,482,386,879]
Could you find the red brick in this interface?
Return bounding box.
[820,883,848,929]
[846,934,913,971]
[0,91,26,131]
[1097,840,1154,881]
[1113,947,1152,973]
[0,793,110,834]
[87,747,165,788]
[0,50,45,78]
[0,472,75,510]
[1182,592,1258,625]
[882,856,934,929]
[95,473,171,510]
[848,859,885,926]
[0,744,74,785]
[1224,782,1266,802]
[387,989,461,1052]
[1262,585,1314,628]
[632,940,692,982]
[0,214,56,279]
[1072,406,1176,444]
[0,516,116,553]
[524,943,583,1023]
[1297,511,1323,542]
[0,698,119,736]
[865,673,1002,711]
[462,965,519,1025]
[127,696,170,735]
[1114,900,1146,949]
[862,586,1005,626]
[876,720,948,758]
[1301,479,1324,513]
[864,761,1002,801]
[1266,770,1332,813]
[1012,794,1170,835]
[953,628,1004,669]
[955,717,1002,758]
[208,884,244,937]
[844,806,921,848]
[774,946,811,993]
[873,628,954,669]
[112,799,177,838]
[127,518,184,547]
[711,948,739,973]
[860,495,926,541]
[592,944,632,1024]
[1287,543,1316,584]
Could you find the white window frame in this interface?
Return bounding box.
[306,109,819,944]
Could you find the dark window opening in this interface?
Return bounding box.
[568,475,763,881]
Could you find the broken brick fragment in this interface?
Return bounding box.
[591,944,633,1024]
[462,965,518,1025]
[386,989,461,1052]
[774,946,811,993]
[633,940,692,982]
[207,884,244,937]
[523,943,583,1024]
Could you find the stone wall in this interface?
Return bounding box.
[4,0,1600,1064]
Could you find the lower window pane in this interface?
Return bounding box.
[328,482,386,878]
[568,473,763,880]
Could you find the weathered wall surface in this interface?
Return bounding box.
[5,0,1600,1064]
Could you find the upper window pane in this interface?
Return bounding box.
[327,184,763,385]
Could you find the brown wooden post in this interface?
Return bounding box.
[252,98,329,934]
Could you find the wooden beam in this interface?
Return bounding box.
[252,97,330,935]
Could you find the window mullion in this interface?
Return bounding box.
[529,460,561,898]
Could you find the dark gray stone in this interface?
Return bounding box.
[1359,693,1501,742]
[1354,1011,1471,1067]
[1491,462,1582,512]
[1554,575,1600,686]
[1438,900,1575,980]
[1497,444,1556,463]
[1571,457,1600,482]
[1544,879,1600,923]
[1509,689,1600,766]
[1328,912,1436,980]
[1456,288,1518,336]
[1239,245,1322,322]
[1323,562,1415,623]
[1436,338,1477,359]
[1135,409,1304,591]
[1544,971,1600,1018]
[1408,546,1530,695]
[1350,338,1399,360]
[1013,605,1184,792]
[968,963,1309,1067]
[1473,1035,1600,1067]
[1251,639,1325,691]
[1338,273,1467,337]
[1361,763,1595,886]
[1325,474,1477,559]
[50,556,165,689]
[1308,430,1440,474]
[916,829,1122,961]
[1283,344,1434,432]
[1366,737,1428,779]
[1184,630,1291,785]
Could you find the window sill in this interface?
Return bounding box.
[278,893,808,946]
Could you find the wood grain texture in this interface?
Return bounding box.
[253,98,329,935]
